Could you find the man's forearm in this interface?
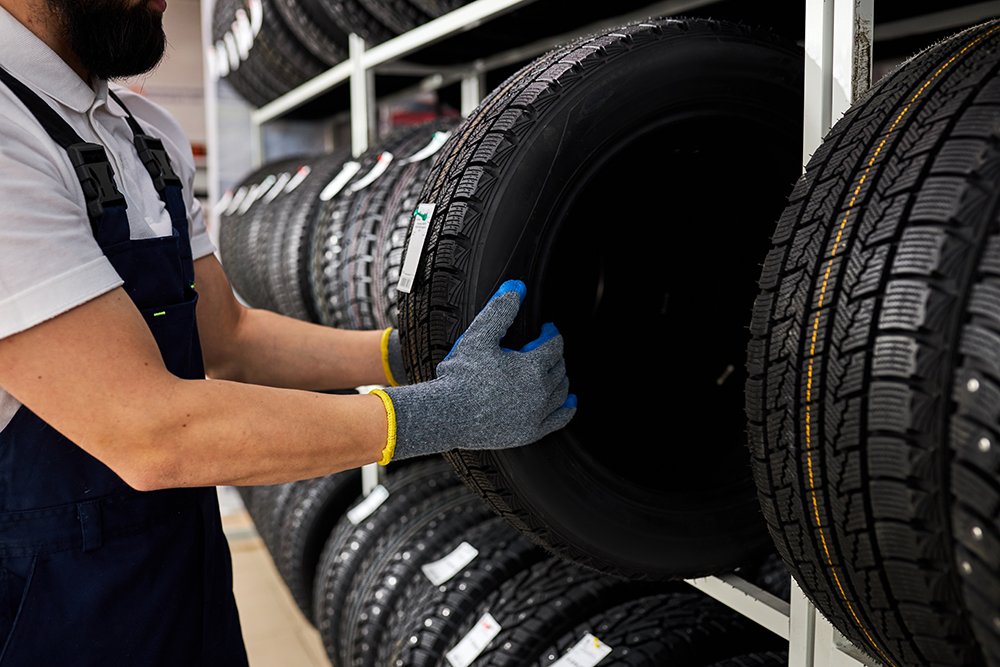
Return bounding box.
[194,255,389,390]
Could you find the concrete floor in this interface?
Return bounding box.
[219,488,333,667]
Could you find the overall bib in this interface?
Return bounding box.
[0,68,248,666]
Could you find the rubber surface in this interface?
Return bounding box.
[276,469,362,623]
[378,517,546,667]
[747,19,1000,667]
[313,458,459,665]
[527,593,783,667]
[340,485,493,667]
[436,557,671,667]
[397,17,803,580]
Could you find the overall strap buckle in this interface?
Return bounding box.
[66,142,127,226]
[134,135,181,193]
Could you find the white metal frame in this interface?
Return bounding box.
[199,0,961,663]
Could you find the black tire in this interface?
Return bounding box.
[378,517,546,667]
[747,19,1000,667]
[313,0,394,47]
[311,124,448,329]
[372,124,457,330]
[406,0,463,18]
[219,157,304,307]
[273,0,347,65]
[358,0,429,35]
[437,558,668,667]
[267,150,353,322]
[397,18,803,580]
[276,469,363,623]
[341,485,494,667]
[313,458,459,665]
[527,593,782,667]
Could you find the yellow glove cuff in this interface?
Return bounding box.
[370,388,397,466]
[380,328,401,387]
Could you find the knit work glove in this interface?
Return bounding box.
[380,328,408,386]
[371,280,577,464]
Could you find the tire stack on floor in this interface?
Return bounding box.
[242,458,791,667]
[748,17,1000,667]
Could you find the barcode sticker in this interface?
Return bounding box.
[285,165,311,193]
[346,484,389,524]
[421,542,478,586]
[551,633,612,667]
[446,613,501,667]
[320,161,361,201]
[396,203,435,294]
[402,131,451,164]
[348,153,393,193]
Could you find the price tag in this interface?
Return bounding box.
[446,613,501,667]
[346,484,389,525]
[319,161,361,202]
[551,633,612,667]
[396,203,435,294]
[402,131,451,164]
[285,165,311,193]
[421,542,479,586]
[348,152,394,193]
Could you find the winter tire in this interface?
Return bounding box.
[747,19,1000,667]
[397,18,804,580]
[313,458,458,665]
[276,469,362,622]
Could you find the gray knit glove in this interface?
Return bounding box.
[380,328,409,386]
[371,280,577,463]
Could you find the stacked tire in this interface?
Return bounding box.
[244,459,787,667]
[747,17,1000,667]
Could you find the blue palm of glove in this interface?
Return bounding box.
[383,280,577,460]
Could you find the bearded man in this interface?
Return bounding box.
[0,0,575,662]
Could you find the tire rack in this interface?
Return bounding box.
[198,1,1000,665]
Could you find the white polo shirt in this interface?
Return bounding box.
[0,6,216,430]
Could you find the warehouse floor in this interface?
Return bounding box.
[219,487,333,667]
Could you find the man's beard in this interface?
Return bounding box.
[46,0,166,80]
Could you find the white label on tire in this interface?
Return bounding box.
[263,172,291,203]
[346,484,389,524]
[421,542,478,586]
[446,613,501,667]
[215,42,230,78]
[402,131,451,164]
[248,0,263,36]
[319,161,361,201]
[223,32,240,71]
[214,189,234,216]
[223,186,247,215]
[348,152,394,193]
[285,165,311,193]
[238,174,275,214]
[551,633,612,667]
[396,203,435,294]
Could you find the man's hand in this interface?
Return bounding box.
[375,280,577,463]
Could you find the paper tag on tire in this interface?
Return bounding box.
[421,542,478,585]
[346,484,389,524]
[397,203,435,294]
[445,613,501,667]
[551,633,612,667]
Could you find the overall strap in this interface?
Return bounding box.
[107,89,182,196]
[0,66,126,236]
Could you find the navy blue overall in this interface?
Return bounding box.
[0,68,248,666]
